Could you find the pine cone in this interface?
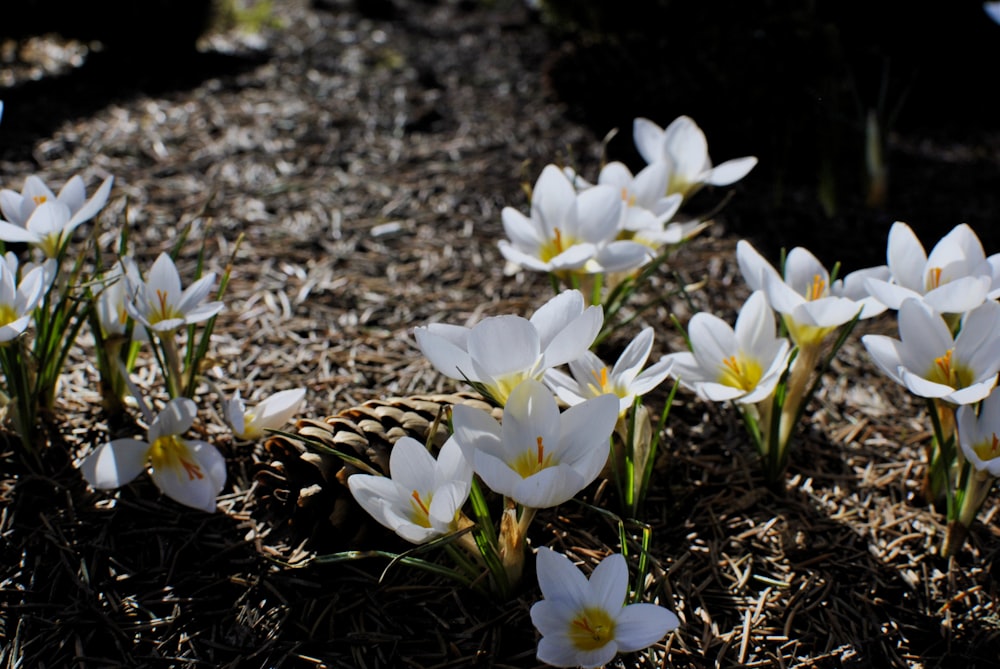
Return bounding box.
[252,391,497,557]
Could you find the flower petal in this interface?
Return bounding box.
[80,438,150,489]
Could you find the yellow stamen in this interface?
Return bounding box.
[808,274,826,301]
[568,607,616,651]
[718,355,763,391]
[926,347,974,389]
[32,195,47,205]
[927,267,943,290]
[588,367,611,395]
[511,436,554,478]
[409,490,433,528]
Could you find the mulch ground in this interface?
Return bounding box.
[2,1,1000,667]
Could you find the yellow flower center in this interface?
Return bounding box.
[512,436,555,478]
[718,355,763,391]
[147,288,185,327]
[569,607,617,651]
[32,195,47,206]
[807,274,827,301]
[0,303,19,328]
[409,490,433,528]
[619,186,637,207]
[149,434,204,481]
[587,366,613,396]
[926,348,974,389]
[539,228,579,263]
[973,434,1000,463]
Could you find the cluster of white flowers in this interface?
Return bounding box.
[0,105,307,512]
[499,116,757,282]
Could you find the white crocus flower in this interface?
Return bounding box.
[414,289,603,406]
[498,164,651,275]
[451,379,619,509]
[347,436,472,544]
[530,548,679,669]
[864,221,1000,315]
[737,240,888,346]
[664,291,792,404]
[224,387,306,440]
[544,326,672,415]
[80,398,226,512]
[633,116,757,199]
[124,253,224,335]
[862,299,1000,405]
[0,259,46,344]
[958,390,1000,477]
[0,175,113,257]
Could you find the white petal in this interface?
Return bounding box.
[587,553,628,611]
[886,222,927,292]
[633,117,666,166]
[414,324,475,381]
[150,440,225,512]
[80,438,150,489]
[389,437,438,492]
[703,156,757,185]
[615,603,680,651]
[149,397,198,441]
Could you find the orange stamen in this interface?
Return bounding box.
[928,267,943,290]
[935,349,953,379]
[411,490,430,516]
[808,274,826,301]
[590,367,609,393]
[32,195,47,205]
[181,459,204,481]
[552,228,564,254]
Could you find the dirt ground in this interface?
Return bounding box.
[3,1,1000,667]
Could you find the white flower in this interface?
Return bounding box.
[862,298,1000,405]
[737,240,888,346]
[79,398,226,512]
[530,548,679,668]
[958,389,1000,477]
[224,387,306,440]
[0,259,47,343]
[544,326,673,415]
[450,379,619,508]
[664,291,792,404]
[124,253,224,335]
[414,289,603,406]
[864,221,1000,315]
[347,436,472,544]
[0,174,113,257]
[633,116,757,199]
[498,165,651,275]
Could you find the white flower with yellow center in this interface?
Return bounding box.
[414,289,603,406]
[664,291,792,404]
[737,240,888,347]
[450,379,619,508]
[79,398,226,512]
[864,221,1000,315]
[633,116,757,199]
[862,298,1000,405]
[224,387,306,440]
[958,390,1000,477]
[347,436,472,544]
[544,326,673,415]
[530,548,679,668]
[0,258,46,344]
[498,164,651,275]
[124,253,224,335]
[0,174,113,258]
